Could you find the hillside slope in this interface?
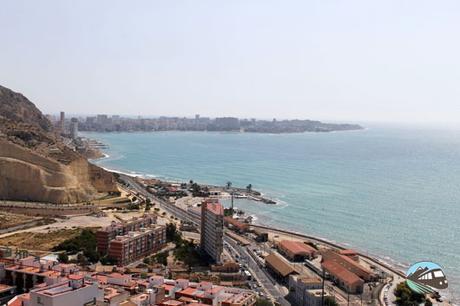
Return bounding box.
[0,85,117,204]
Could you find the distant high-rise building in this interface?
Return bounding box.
[86,116,96,125]
[96,114,108,124]
[215,117,240,130]
[70,117,78,139]
[59,111,65,132]
[200,199,224,263]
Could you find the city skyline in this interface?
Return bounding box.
[1,1,460,125]
[0,2,458,305]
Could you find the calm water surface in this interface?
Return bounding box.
[83,125,460,300]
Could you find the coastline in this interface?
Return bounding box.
[91,151,408,277]
[84,132,458,303]
[250,224,405,278]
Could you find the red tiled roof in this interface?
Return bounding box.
[205,202,223,216]
[339,249,358,256]
[178,287,197,297]
[93,275,108,284]
[265,253,296,277]
[163,284,175,292]
[340,254,371,272]
[224,217,249,230]
[109,272,128,278]
[199,281,212,286]
[279,240,316,255]
[68,274,84,280]
[322,260,363,287]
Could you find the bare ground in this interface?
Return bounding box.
[0,228,81,251]
[0,212,37,229]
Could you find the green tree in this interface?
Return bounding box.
[166,223,182,243]
[128,202,140,210]
[100,256,116,265]
[145,198,152,211]
[224,208,234,217]
[394,282,425,306]
[143,257,151,265]
[58,253,69,263]
[226,181,232,189]
[153,251,169,265]
[77,253,89,266]
[246,184,252,193]
[324,297,339,306]
[53,229,99,264]
[173,240,206,268]
[255,299,273,306]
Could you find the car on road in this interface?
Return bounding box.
[244,270,252,280]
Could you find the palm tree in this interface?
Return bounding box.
[246,184,252,193]
[226,181,232,189]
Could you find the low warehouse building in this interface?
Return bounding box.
[322,260,364,294]
[277,240,317,261]
[265,253,297,283]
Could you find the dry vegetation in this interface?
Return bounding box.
[0,212,37,229]
[0,228,82,251]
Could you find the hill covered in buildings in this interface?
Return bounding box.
[0,85,118,204]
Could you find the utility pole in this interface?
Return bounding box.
[231,190,234,213]
[321,268,325,306]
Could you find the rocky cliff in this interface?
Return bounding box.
[0,85,118,204]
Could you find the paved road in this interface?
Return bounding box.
[224,236,290,306]
[120,174,199,225]
[121,174,290,305]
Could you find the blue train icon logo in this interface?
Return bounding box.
[406,262,448,295]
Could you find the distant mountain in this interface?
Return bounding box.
[0,85,118,204]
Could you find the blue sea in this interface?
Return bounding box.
[82,125,460,301]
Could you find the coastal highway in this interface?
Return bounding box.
[119,174,199,225]
[224,235,290,306]
[121,175,394,305]
[120,174,289,304]
[116,174,445,306]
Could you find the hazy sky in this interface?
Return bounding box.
[1,1,459,123]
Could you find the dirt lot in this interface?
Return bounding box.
[0,228,81,251]
[0,212,37,229]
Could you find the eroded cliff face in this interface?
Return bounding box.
[0,85,118,203]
